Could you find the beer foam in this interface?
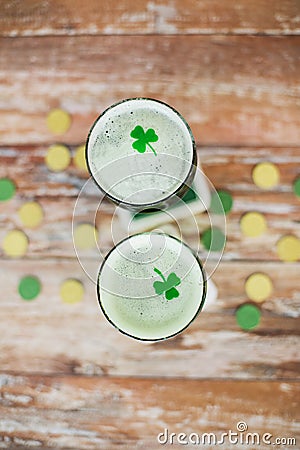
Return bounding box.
[98,233,206,340]
[87,99,195,205]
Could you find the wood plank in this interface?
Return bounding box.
[0,0,299,36]
[0,36,299,146]
[1,258,299,317]
[201,146,300,192]
[1,145,299,196]
[0,192,299,261]
[0,259,299,378]
[1,145,299,261]
[0,376,299,449]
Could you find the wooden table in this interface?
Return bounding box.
[0,1,299,448]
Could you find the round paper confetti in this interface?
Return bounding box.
[245,273,273,302]
[293,177,300,198]
[60,279,84,304]
[2,229,28,257]
[276,235,300,262]
[0,178,16,201]
[210,190,233,215]
[74,223,97,250]
[74,144,88,171]
[46,108,71,135]
[18,201,44,228]
[240,212,267,237]
[236,304,261,330]
[45,144,71,172]
[18,276,41,300]
[252,162,279,189]
[201,227,226,252]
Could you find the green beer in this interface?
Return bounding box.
[86,98,196,211]
[98,233,206,341]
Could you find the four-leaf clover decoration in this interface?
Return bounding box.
[153,267,181,300]
[130,125,158,156]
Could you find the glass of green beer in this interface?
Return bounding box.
[86,98,197,211]
[97,232,206,341]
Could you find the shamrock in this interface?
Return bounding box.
[130,125,158,156]
[153,267,181,300]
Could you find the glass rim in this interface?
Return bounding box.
[85,97,197,209]
[96,232,207,342]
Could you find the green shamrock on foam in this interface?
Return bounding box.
[153,268,181,300]
[130,125,158,156]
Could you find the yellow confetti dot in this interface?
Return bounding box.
[245,273,273,303]
[74,144,88,171]
[74,223,97,250]
[46,108,71,135]
[2,229,28,257]
[252,162,279,189]
[277,235,300,262]
[240,212,267,237]
[18,201,44,228]
[45,144,71,172]
[60,279,84,304]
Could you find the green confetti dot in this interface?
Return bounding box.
[201,227,226,252]
[236,304,261,330]
[293,177,300,198]
[210,190,233,214]
[18,276,41,300]
[0,178,16,201]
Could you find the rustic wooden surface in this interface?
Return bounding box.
[0,1,299,449]
[0,0,300,36]
[1,35,300,146]
[0,376,298,450]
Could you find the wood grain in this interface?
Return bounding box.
[1,146,299,261]
[0,193,299,262]
[1,257,299,315]
[0,259,299,378]
[0,35,299,146]
[0,375,299,449]
[0,0,299,36]
[1,146,300,196]
[0,2,299,449]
